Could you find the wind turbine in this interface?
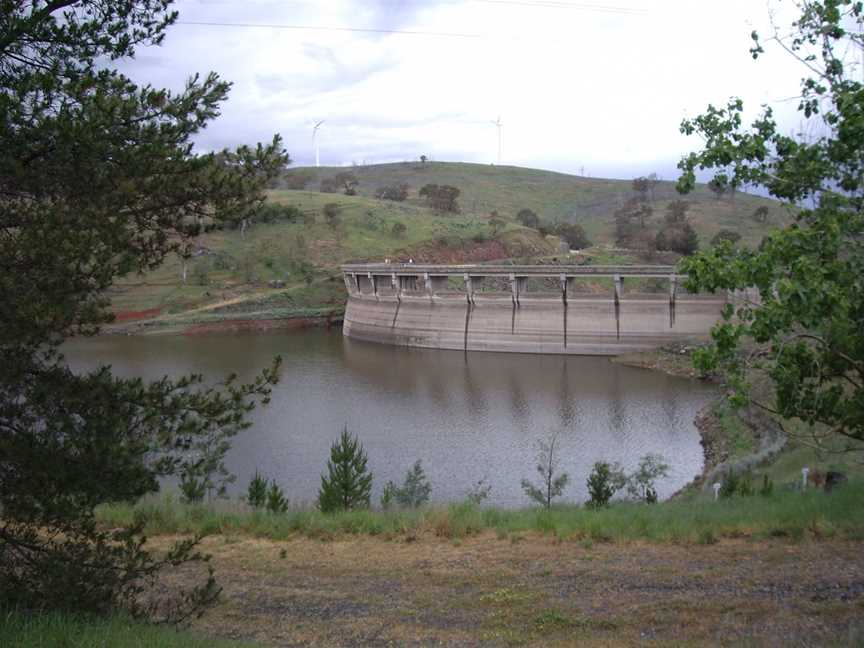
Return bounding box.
[312,120,325,167]
[490,116,503,165]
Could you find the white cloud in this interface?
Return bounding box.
[121,0,813,179]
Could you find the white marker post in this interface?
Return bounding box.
[802,467,810,491]
[712,482,721,501]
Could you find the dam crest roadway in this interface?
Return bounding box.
[341,263,728,356]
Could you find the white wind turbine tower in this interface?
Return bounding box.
[312,120,325,167]
[491,116,503,165]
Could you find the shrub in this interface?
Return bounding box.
[246,471,268,509]
[586,461,625,509]
[465,478,492,505]
[759,474,774,497]
[517,208,540,229]
[318,426,373,513]
[386,460,432,508]
[375,183,409,201]
[391,221,407,238]
[520,432,569,508]
[265,482,289,514]
[179,470,206,504]
[710,229,742,246]
[323,203,341,227]
[626,454,670,503]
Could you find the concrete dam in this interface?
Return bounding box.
[341,263,727,356]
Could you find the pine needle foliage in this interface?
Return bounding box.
[318,427,373,513]
[0,0,287,618]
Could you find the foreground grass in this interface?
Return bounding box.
[98,480,864,545]
[0,610,254,648]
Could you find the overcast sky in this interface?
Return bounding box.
[120,0,811,181]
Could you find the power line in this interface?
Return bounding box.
[175,21,484,39]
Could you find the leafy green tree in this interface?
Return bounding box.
[586,461,626,509]
[318,427,373,512]
[520,432,569,508]
[625,454,670,503]
[677,0,864,450]
[382,460,432,509]
[0,0,286,616]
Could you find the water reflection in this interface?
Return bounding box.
[63,329,713,508]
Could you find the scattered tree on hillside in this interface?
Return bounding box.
[520,431,569,509]
[0,0,286,616]
[553,222,591,250]
[323,203,341,227]
[614,197,654,249]
[517,208,540,229]
[751,205,770,223]
[318,427,373,512]
[375,183,409,201]
[284,170,313,190]
[655,221,699,256]
[391,221,407,238]
[489,211,506,236]
[707,177,727,200]
[710,229,742,246]
[665,200,690,224]
[632,176,651,202]
[677,1,864,449]
[334,171,359,196]
[320,177,339,193]
[419,183,461,213]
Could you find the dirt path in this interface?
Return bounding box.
[159,533,864,647]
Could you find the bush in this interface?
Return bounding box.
[656,222,699,256]
[179,470,207,504]
[375,183,409,201]
[517,208,540,229]
[520,432,569,508]
[586,462,625,509]
[318,426,373,513]
[553,222,591,250]
[265,482,289,514]
[246,471,267,509]
[381,460,432,509]
[391,221,407,238]
[323,203,341,227]
[626,454,670,503]
[710,229,742,246]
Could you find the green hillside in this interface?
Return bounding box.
[107,162,786,332]
[285,161,790,248]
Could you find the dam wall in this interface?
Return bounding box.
[342,264,727,356]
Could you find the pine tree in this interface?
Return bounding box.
[0,1,287,617]
[318,427,373,512]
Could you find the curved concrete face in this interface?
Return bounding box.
[341,264,726,356]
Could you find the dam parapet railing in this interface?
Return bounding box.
[341,263,736,356]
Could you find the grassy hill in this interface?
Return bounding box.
[286,161,790,248]
[107,162,787,332]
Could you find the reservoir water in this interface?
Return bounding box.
[63,329,714,507]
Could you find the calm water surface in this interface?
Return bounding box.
[63,329,713,507]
